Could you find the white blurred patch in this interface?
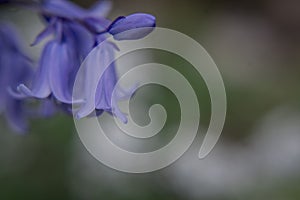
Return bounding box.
[168,106,300,198]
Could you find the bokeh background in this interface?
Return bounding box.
[1,0,300,199]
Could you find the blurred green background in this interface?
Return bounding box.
[1,0,300,199]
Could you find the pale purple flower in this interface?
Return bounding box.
[74,38,129,122]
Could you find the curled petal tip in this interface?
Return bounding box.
[17,84,33,97]
[7,87,27,99]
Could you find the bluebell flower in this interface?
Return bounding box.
[14,0,156,122]
[18,20,93,103]
[74,37,129,122]
[0,23,33,133]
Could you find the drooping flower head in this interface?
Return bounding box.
[8,0,156,123]
[0,23,33,132]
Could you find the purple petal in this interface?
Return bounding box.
[108,13,156,40]
[95,43,117,110]
[48,42,74,103]
[93,43,130,122]
[18,41,54,98]
[7,55,33,99]
[41,0,86,19]
[64,21,94,58]
[31,18,56,46]
[74,41,128,122]
[8,87,28,99]
[75,41,113,118]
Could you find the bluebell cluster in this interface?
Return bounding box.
[0,0,156,133]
